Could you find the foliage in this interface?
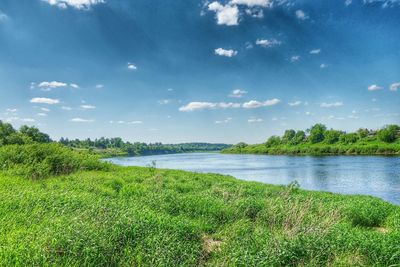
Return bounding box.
[224,124,400,155]
[0,166,399,266]
[0,121,51,146]
[0,143,109,179]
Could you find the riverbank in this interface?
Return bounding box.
[222,141,400,156]
[1,144,400,265]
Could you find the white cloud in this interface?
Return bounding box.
[61,106,72,110]
[179,102,240,112]
[42,0,104,10]
[30,97,60,105]
[215,48,238,57]
[215,117,232,124]
[37,113,48,117]
[38,81,68,90]
[127,63,137,70]
[295,10,308,20]
[230,0,271,7]
[21,118,35,122]
[158,99,171,105]
[248,117,263,123]
[6,108,18,113]
[290,55,300,62]
[242,98,280,108]
[70,118,94,123]
[41,108,50,112]
[112,120,143,125]
[368,84,383,91]
[95,84,104,89]
[310,49,321,54]
[389,82,400,91]
[229,89,248,98]
[288,101,302,106]
[320,63,328,69]
[0,10,8,21]
[255,38,281,47]
[70,83,79,89]
[81,105,96,109]
[245,8,264,18]
[320,102,343,108]
[345,0,352,6]
[208,2,239,26]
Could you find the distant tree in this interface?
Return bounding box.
[357,128,369,139]
[282,129,296,144]
[291,130,306,145]
[235,142,248,149]
[324,130,342,144]
[0,121,16,145]
[308,124,327,144]
[377,125,399,143]
[265,136,281,147]
[340,133,359,144]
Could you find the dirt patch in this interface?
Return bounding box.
[202,235,222,254]
[373,227,390,233]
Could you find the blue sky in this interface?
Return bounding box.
[0,0,399,143]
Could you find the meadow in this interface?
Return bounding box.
[1,144,400,266]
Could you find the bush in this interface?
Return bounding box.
[0,143,109,179]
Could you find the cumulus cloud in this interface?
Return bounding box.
[295,9,308,20]
[215,48,238,57]
[70,118,94,123]
[229,89,248,98]
[320,102,343,108]
[208,2,239,26]
[389,82,400,91]
[288,101,302,106]
[368,84,383,91]
[81,105,96,109]
[310,49,321,54]
[248,117,263,123]
[255,38,281,47]
[30,97,60,105]
[127,63,138,70]
[42,0,104,9]
[242,99,280,109]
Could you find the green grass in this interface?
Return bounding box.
[1,163,400,266]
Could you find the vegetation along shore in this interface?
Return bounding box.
[223,124,400,155]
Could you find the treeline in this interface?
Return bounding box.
[60,137,231,156]
[0,121,230,157]
[223,124,400,155]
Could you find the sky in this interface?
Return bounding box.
[0,0,399,144]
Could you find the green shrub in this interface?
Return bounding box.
[0,143,109,179]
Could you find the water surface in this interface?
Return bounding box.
[106,153,400,205]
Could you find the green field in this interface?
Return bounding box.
[1,144,400,266]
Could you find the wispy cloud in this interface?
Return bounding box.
[215,48,238,57]
[288,101,302,106]
[41,0,104,10]
[295,10,308,20]
[0,10,8,22]
[30,97,60,105]
[389,82,399,91]
[215,117,232,124]
[179,102,241,111]
[242,99,280,109]
[320,102,343,108]
[230,0,270,7]
[255,38,281,47]
[70,118,94,123]
[310,49,321,54]
[110,120,143,125]
[38,81,68,90]
[61,106,72,111]
[291,55,300,62]
[248,117,263,123]
[80,105,96,110]
[229,89,247,98]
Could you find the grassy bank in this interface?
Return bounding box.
[1,145,400,266]
[223,124,400,156]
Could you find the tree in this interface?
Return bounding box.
[340,133,359,144]
[282,129,296,144]
[324,130,342,144]
[291,130,306,145]
[265,136,281,147]
[308,124,327,144]
[377,125,399,143]
[0,121,17,145]
[357,128,369,139]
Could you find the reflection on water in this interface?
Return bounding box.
[106,153,400,205]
